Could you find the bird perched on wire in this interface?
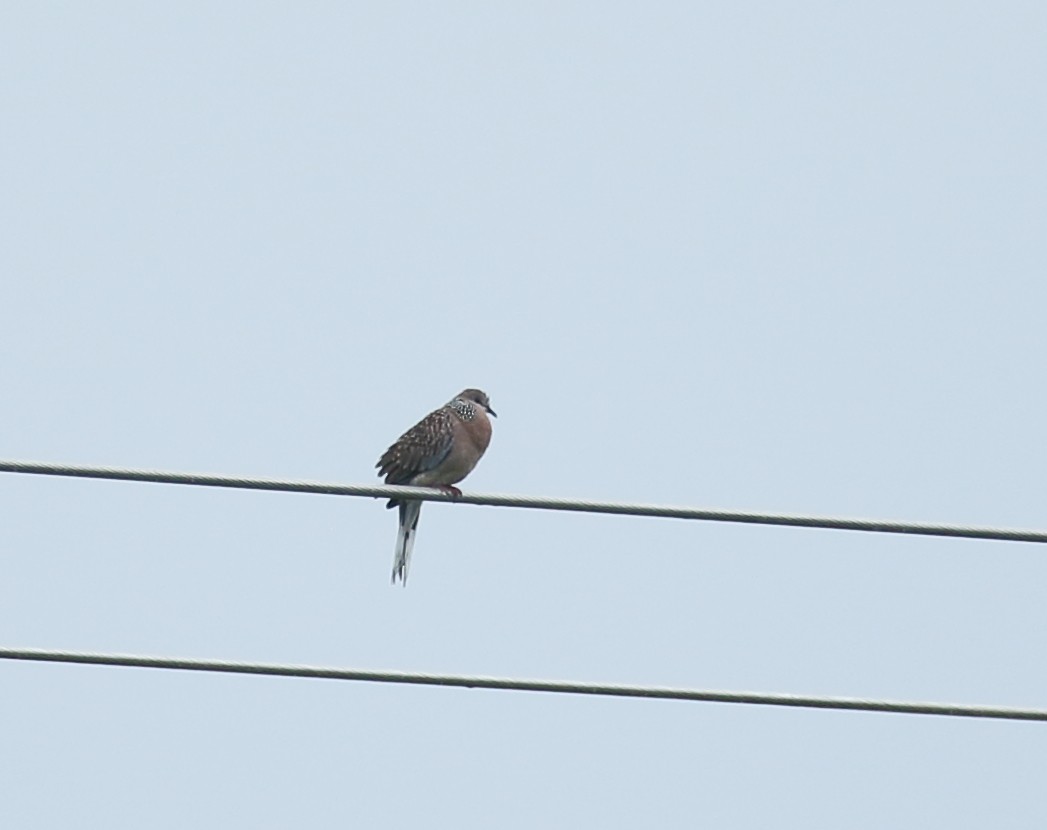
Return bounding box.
[376,388,496,585]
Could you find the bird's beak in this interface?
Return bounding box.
[487,406,498,418]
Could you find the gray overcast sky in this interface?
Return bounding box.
[2,3,1046,827]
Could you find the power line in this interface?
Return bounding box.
[1,458,1045,544]
[0,647,1042,722]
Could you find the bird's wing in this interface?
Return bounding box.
[376,407,455,485]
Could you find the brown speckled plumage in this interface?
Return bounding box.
[376,389,496,584]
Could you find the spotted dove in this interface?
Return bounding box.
[376,388,496,584]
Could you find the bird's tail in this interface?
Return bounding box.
[391,500,422,585]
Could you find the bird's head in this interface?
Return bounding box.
[456,388,497,418]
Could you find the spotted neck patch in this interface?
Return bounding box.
[447,398,476,421]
